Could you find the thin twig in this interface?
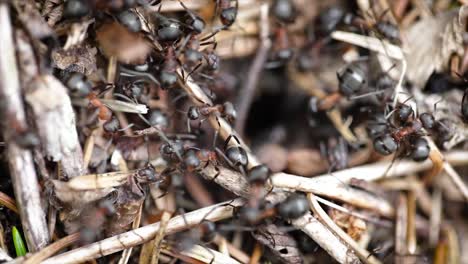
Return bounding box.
[235,3,271,137]
[0,3,49,251]
[150,211,172,264]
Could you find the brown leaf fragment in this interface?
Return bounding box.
[251,224,303,264]
[52,44,98,75]
[96,22,152,64]
[405,6,468,88]
[106,178,145,236]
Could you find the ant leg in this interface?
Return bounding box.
[185,63,203,82]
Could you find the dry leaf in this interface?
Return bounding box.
[52,44,98,75]
[405,6,468,88]
[96,22,152,64]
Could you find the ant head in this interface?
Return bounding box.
[137,165,158,183]
[160,140,184,162]
[410,137,430,162]
[117,10,142,33]
[220,7,237,27]
[238,207,261,224]
[271,0,297,24]
[185,49,204,65]
[277,193,309,220]
[318,6,345,35]
[103,115,120,133]
[183,149,201,171]
[247,165,270,185]
[373,134,398,155]
[225,146,248,169]
[149,109,170,130]
[63,0,90,19]
[337,62,366,97]
[65,72,92,97]
[397,104,414,123]
[419,113,435,130]
[187,106,200,120]
[159,70,178,89]
[186,16,205,35]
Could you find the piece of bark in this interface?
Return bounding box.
[251,224,303,264]
[0,4,49,251]
[25,75,85,178]
[405,6,468,88]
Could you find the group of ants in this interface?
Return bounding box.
[57,0,468,259]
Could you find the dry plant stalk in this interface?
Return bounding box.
[42,199,244,264]
[308,193,382,264]
[0,3,49,251]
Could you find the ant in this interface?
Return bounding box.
[215,0,238,28]
[309,61,367,113]
[65,72,92,97]
[159,46,179,89]
[267,26,293,68]
[215,135,248,176]
[238,193,309,225]
[185,101,236,133]
[117,10,142,33]
[343,10,400,43]
[271,0,297,24]
[370,102,432,161]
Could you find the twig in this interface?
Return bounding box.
[23,233,80,264]
[292,212,360,264]
[235,3,271,137]
[0,191,19,214]
[178,244,241,264]
[0,3,49,251]
[308,193,382,264]
[150,211,172,264]
[42,199,244,264]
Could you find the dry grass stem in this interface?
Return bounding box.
[308,193,382,264]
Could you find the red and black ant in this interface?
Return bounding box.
[184,101,236,133]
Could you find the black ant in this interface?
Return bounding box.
[238,193,309,225]
[215,135,248,176]
[267,25,293,68]
[271,0,297,24]
[216,0,238,28]
[117,10,142,33]
[309,61,367,113]
[343,10,400,43]
[159,46,179,89]
[185,101,236,133]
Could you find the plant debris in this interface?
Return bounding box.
[0,1,467,264]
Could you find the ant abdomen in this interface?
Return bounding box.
[277,193,309,220]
